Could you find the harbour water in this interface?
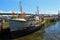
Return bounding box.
[13,21,60,40]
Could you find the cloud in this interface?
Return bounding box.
[0,10,21,13]
[0,10,58,14]
[41,11,58,14]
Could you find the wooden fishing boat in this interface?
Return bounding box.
[7,14,44,38]
[7,2,44,38]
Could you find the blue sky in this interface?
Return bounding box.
[0,0,60,14]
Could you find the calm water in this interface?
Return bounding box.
[13,22,60,40]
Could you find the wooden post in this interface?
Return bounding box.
[0,19,3,31]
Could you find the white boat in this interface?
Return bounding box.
[8,15,42,31]
[7,15,45,39]
[7,2,45,38]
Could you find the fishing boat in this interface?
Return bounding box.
[7,2,44,38]
[8,15,44,38]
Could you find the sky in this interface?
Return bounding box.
[0,0,60,14]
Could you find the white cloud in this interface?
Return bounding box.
[39,11,58,14]
[0,10,58,15]
[0,10,11,13]
[0,10,4,13]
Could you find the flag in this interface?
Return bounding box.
[12,11,15,16]
[23,12,26,17]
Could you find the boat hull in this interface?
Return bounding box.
[8,19,44,39]
[10,24,44,39]
[8,19,34,31]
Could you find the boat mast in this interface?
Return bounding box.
[37,6,39,15]
[36,6,40,22]
[20,1,23,17]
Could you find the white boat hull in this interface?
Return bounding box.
[8,19,35,31]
